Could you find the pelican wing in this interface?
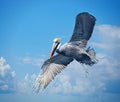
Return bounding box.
[70,12,96,42]
[33,54,73,93]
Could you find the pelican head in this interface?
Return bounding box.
[49,38,60,58]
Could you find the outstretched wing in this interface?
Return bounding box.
[70,12,96,42]
[33,54,73,93]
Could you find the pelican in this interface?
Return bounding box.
[34,12,98,93]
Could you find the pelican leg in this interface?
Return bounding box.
[80,63,89,76]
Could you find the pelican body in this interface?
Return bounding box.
[34,12,98,93]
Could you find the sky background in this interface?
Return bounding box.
[0,0,120,102]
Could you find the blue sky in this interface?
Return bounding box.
[0,0,120,102]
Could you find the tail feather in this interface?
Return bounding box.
[86,47,98,65]
[79,47,98,66]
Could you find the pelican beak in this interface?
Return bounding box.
[50,42,60,58]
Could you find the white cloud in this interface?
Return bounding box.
[17,73,31,93]
[72,78,105,94]
[0,57,10,77]
[31,73,37,81]
[0,85,8,91]
[17,73,37,93]
[11,71,16,78]
[91,24,120,50]
[93,55,120,80]
[60,75,72,93]
[0,57,39,94]
[0,57,16,93]
[95,24,120,39]
[89,42,113,49]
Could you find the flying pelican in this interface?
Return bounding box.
[34,12,98,93]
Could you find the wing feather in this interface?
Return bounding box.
[33,54,73,93]
[70,12,96,42]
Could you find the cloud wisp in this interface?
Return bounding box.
[19,56,45,67]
